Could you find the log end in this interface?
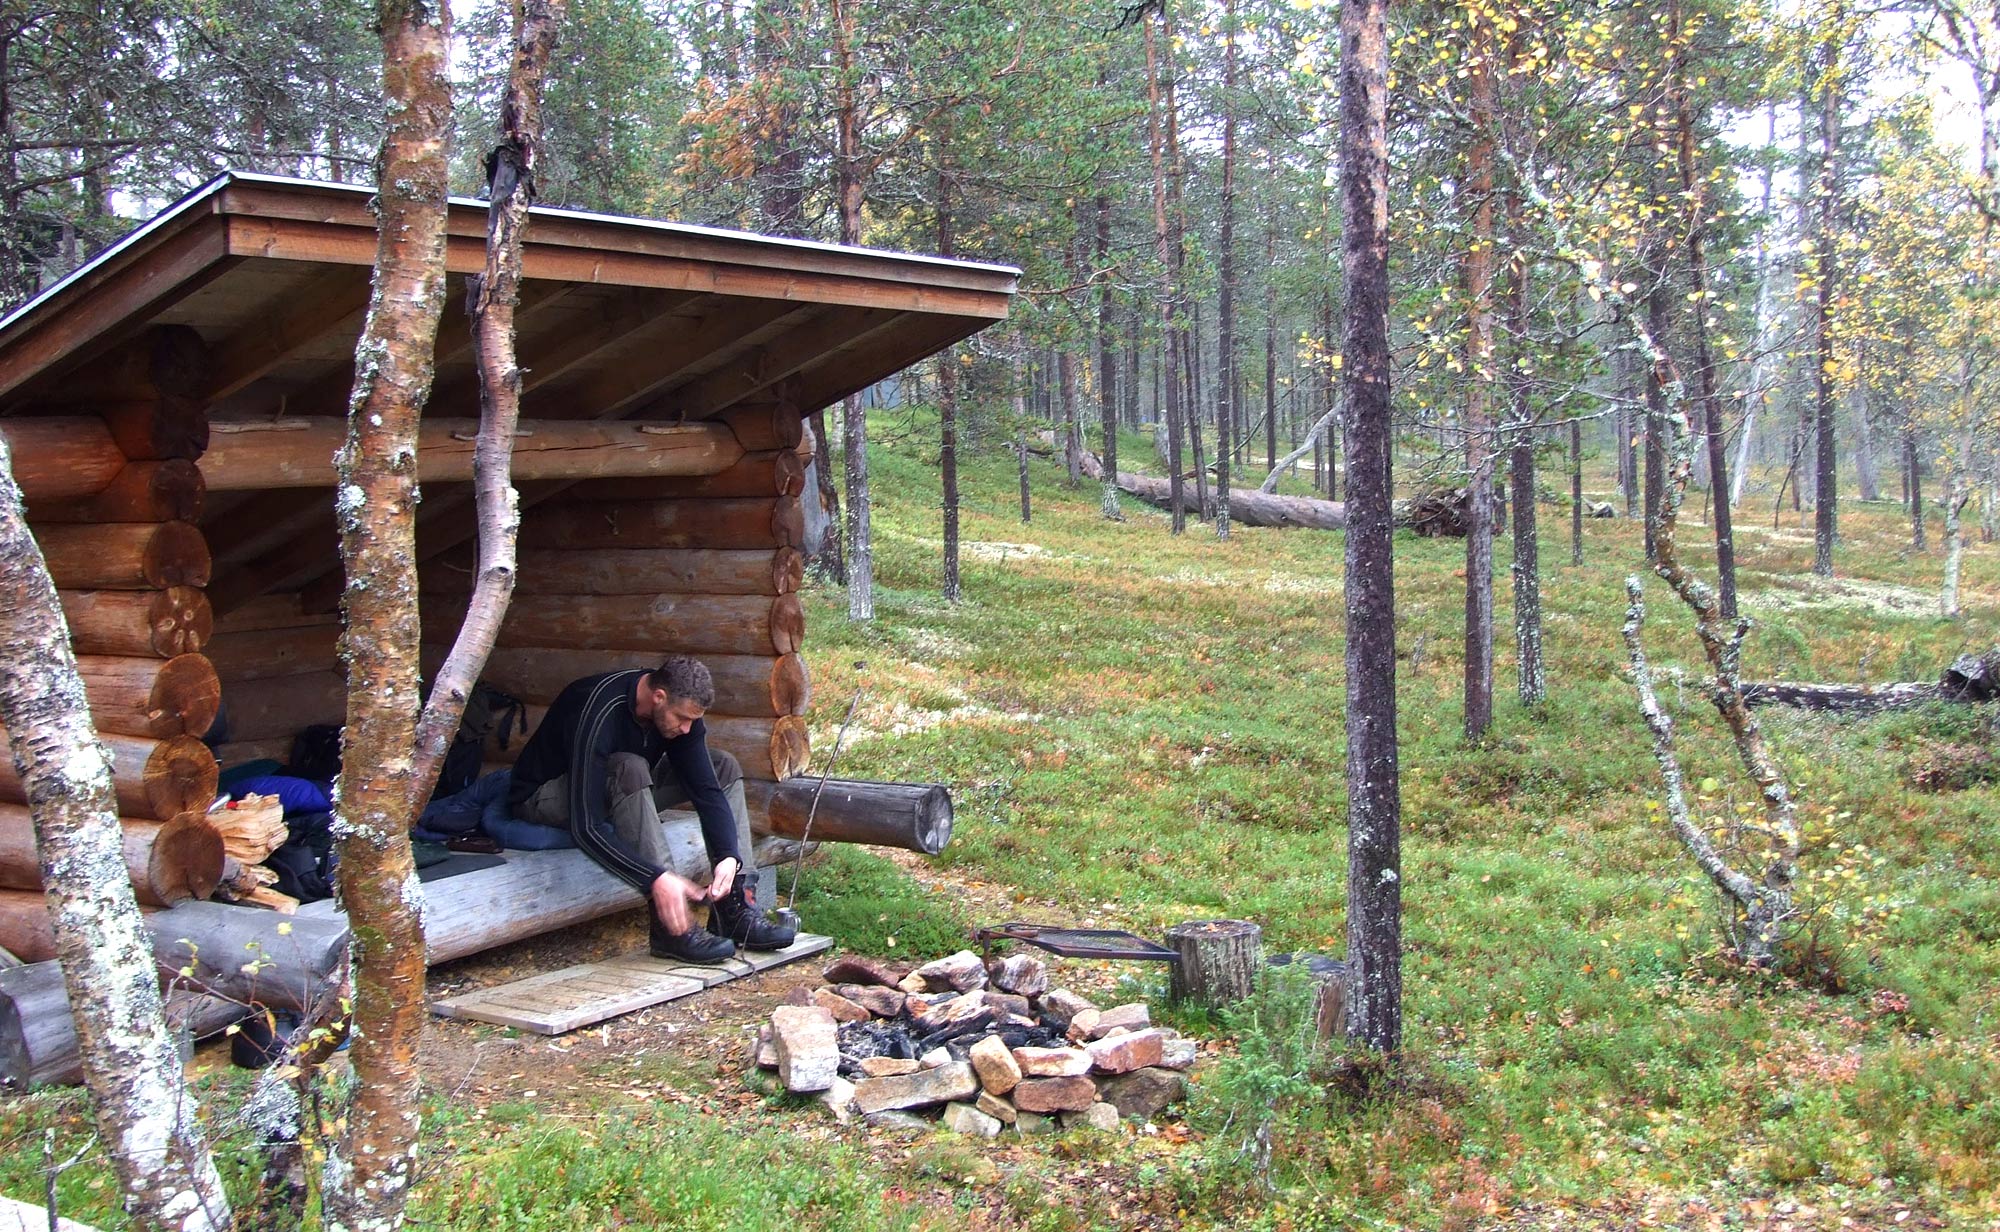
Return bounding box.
[770,593,805,657]
[149,813,226,903]
[770,715,810,780]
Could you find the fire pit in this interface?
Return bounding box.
[755,949,1198,1137]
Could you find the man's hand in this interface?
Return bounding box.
[649,871,704,934]
[703,857,739,902]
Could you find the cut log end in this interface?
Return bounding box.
[145,813,226,904]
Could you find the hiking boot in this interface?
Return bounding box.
[650,913,737,963]
[708,881,797,951]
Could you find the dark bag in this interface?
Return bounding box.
[285,724,343,784]
[433,682,527,801]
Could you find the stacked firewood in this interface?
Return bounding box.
[758,950,1197,1137]
[209,793,296,912]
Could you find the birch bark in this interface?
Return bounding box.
[0,438,231,1232]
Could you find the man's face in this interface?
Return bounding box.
[651,692,706,739]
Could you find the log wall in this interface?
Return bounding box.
[206,594,346,769]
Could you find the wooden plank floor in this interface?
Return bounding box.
[431,933,833,1035]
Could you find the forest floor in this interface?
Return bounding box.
[4,416,1998,1231]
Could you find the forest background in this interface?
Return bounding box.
[3,0,2000,1228]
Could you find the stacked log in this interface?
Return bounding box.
[427,592,805,658]
[57,587,212,657]
[0,806,224,907]
[0,728,218,823]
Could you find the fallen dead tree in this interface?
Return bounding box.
[1740,650,2000,714]
[1079,451,1347,530]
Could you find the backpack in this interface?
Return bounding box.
[286,724,344,784]
[433,681,526,801]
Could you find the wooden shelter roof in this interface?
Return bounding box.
[0,171,1019,415]
[0,173,1016,613]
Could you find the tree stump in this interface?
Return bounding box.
[1166,919,1262,1008]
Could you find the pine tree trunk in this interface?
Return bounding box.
[1145,7,1186,533]
[1462,24,1497,743]
[1265,155,1280,476]
[939,165,961,603]
[0,440,231,1229]
[321,5,454,1226]
[1215,0,1238,540]
[1671,5,1737,618]
[833,0,872,620]
[1096,182,1121,519]
[1340,0,1400,1058]
[1571,418,1584,566]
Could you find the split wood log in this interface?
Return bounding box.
[715,401,804,453]
[217,670,345,742]
[0,729,217,821]
[0,806,225,906]
[700,715,809,781]
[424,545,803,597]
[453,647,807,715]
[209,794,288,866]
[99,396,209,461]
[1079,450,1347,530]
[1739,650,2000,714]
[443,591,805,657]
[742,777,953,854]
[519,496,805,550]
[76,652,220,739]
[34,521,211,589]
[296,845,643,965]
[592,449,806,500]
[58,587,213,658]
[28,459,205,523]
[202,625,342,680]
[198,416,743,489]
[0,416,126,499]
[1166,919,1262,1009]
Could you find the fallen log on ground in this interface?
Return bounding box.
[0,904,349,1088]
[744,778,953,855]
[1740,651,2000,714]
[1079,450,1347,530]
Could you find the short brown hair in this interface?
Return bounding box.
[652,655,714,707]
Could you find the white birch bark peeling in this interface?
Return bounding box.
[0,438,232,1228]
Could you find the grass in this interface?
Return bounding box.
[3,408,1997,1229]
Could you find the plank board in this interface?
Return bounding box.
[431,932,832,1034]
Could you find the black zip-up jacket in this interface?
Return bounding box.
[507,670,740,891]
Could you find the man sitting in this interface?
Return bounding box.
[507,655,796,962]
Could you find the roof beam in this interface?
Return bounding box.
[202,267,372,402]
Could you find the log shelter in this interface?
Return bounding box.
[0,171,1015,958]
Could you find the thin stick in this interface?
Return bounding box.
[786,681,867,910]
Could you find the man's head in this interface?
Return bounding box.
[641,655,714,739]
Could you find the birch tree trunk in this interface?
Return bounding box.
[1340,0,1400,1057]
[0,443,231,1231]
[321,4,453,1227]
[1810,11,1842,576]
